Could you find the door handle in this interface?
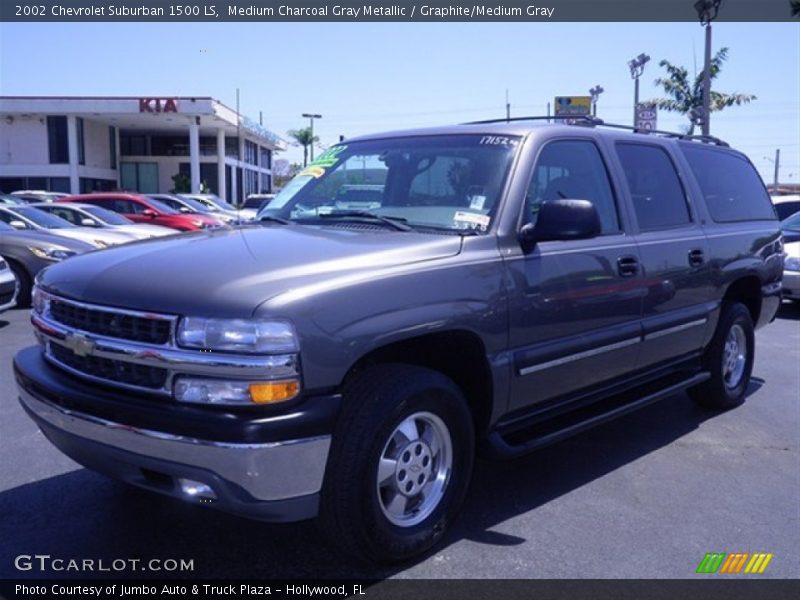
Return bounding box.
[688,248,705,267]
[617,255,639,277]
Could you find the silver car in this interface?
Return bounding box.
[0,221,94,306]
[0,205,136,248]
[0,255,17,313]
[31,203,175,240]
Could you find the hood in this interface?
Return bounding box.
[114,224,176,238]
[50,228,135,247]
[0,229,96,253]
[38,225,463,317]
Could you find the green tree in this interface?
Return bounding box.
[647,47,756,135]
[288,126,319,167]
[170,172,190,193]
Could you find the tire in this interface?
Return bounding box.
[319,363,475,563]
[689,302,754,409]
[7,260,32,308]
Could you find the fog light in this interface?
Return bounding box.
[178,478,217,500]
[249,380,300,404]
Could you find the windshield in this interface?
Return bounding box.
[169,196,209,213]
[146,197,179,215]
[260,135,520,233]
[12,206,76,229]
[783,211,800,231]
[84,205,133,225]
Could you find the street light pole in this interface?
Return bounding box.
[301,112,322,162]
[628,53,650,128]
[589,85,604,117]
[695,0,722,137]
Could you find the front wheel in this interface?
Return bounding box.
[689,302,755,409]
[319,364,474,563]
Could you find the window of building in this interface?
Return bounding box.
[47,116,68,164]
[616,143,691,231]
[120,162,158,193]
[77,117,85,165]
[260,173,272,193]
[244,140,258,165]
[225,137,239,159]
[109,127,117,169]
[79,178,116,194]
[680,144,776,222]
[524,140,620,234]
[121,135,147,156]
[260,147,272,170]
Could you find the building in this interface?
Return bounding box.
[0,96,285,203]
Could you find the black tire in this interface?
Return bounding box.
[319,363,475,564]
[7,260,32,308]
[689,302,754,409]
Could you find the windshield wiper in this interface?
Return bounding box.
[315,210,412,232]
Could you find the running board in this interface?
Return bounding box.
[486,371,711,459]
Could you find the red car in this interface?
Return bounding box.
[59,193,222,232]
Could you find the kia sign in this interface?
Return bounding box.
[636,104,657,131]
[139,98,179,113]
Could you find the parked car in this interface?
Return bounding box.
[239,194,276,220]
[780,210,800,244]
[148,194,226,227]
[771,194,800,220]
[15,121,783,563]
[179,193,244,224]
[60,193,220,232]
[783,240,800,302]
[0,255,18,313]
[0,205,135,248]
[11,190,70,203]
[31,203,176,240]
[1,194,25,206]
[0,221,93,306]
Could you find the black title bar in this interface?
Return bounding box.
[1,0,799,22]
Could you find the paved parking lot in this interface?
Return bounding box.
[1,304,798,579]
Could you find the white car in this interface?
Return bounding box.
[31,203,175,240]
[771,194,800,221]
[783,240,800,302]
[0,205,136,248]
[0,256,18,312]
[179,193,251,223]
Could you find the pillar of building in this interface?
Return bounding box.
[189,119,201,193]
[66,115,80,194]
[114,126,121,190]
[217,128,227,201]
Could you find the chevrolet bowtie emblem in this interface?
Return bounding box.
[64,332,96,357]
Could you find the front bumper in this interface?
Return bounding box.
[783,270,800,299]
[15,347,339,522]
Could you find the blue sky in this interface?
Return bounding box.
[1,21,798,183]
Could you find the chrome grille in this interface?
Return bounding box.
[49,296,174,345]
[50,342,168,390]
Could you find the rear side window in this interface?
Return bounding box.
[681,145,776,222]
[616,143,691,231]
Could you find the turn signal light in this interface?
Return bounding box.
[249,380,300,404]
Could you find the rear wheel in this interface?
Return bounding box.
[7,260,32,308]
[689,302,754,409]
[319,364,474,563]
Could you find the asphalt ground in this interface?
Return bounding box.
[1,303,798,580]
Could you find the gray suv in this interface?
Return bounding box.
[14,119,783,563]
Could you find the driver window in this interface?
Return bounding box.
[525,140,620,234]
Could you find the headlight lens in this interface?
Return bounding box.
[785,256,800,271]
[173,377,300,405]
[32,285,51,315]
[177,317,299,354]
[29,246,77,261]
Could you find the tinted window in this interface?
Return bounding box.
[775,201,800,221]
[616,143,691,231]
[84,205,132,225]
[47,116,68,164]
[681,145,776,222]
[525,140,619,233]
[9,206,75,229]
[47,206,80,224]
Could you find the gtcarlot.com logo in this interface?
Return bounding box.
[696,552,773,574]
[14,554,194,573]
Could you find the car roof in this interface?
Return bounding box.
[63,193,148,201]
[771,194,800,203]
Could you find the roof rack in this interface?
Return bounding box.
[460,115,729,147]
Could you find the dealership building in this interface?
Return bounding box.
[0,96,285,202]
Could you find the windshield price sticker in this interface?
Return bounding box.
[454,211,491,231]
[479,136,519,147]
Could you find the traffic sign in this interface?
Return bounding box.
[636,103,658,131]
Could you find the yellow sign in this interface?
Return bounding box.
[554,96,592,116]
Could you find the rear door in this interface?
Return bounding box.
[506,138,644,411]
[613,142,715,368]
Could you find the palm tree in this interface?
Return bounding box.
[647,47,756,135]
[287,127,319,167]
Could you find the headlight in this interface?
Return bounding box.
[174,377,300,405]
[785,256,800,271]
[29,246,77,261]
[32,285,51,315]
[177,317,299,354]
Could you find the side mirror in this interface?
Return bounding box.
[80,218,98,227]
[142,209,157,218]
[9,220,27,229]
[519,199,601,251]
[179,207,191,213]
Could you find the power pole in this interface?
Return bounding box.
[628,53,650,127]
[695,0,722,137]
[774,148,780,188]
[301,113,322,162]
[505,89,511,122]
